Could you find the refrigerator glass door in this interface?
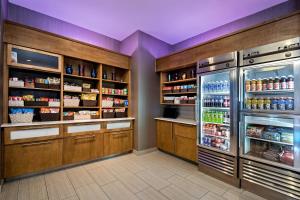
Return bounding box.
[241,114,300,170]
[240,58,300,114]
[200,71,231,153]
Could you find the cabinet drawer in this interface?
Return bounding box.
[4,125,62,145]
[104,131,133,156]
[63,123,103,137]
[173,123,196,139]
[4,139,63,178]
[63,133,103,165]
[105,121,132,132]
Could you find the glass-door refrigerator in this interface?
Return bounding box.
[197,52,239,186]
[239,38,300,200]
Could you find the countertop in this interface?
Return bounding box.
[155,117,196,126]
[1,117,135,128]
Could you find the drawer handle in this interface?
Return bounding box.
[112,133,128,138]
[22,141,52,147]
[74,135,96,140]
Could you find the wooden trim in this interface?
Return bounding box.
[3,44,8,123]
[156,11,300,71]
[7,44,62,73]
[4,21,130,69]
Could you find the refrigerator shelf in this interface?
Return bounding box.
[245,116,294,128]
[203,107,230,110]
[246,136,293,146]
[246,89,294,95]
[203,122,230,126]
[204,133,230,140]
[241,109,295,115]
[203,92,230,96]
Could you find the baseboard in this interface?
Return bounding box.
[0,179,4,192]
[133,147,158,155]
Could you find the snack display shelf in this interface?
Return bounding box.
[241,109,294,115]
[102,94,128,97]
[64,90,99,94]
[162,78,196,84]
[102,79,128,84]
[9,106,60,108]
[9,86,60,92]
[63,106,99,109]
[64,74,100,80]
[163,92,196,95]
[245,117,293,128]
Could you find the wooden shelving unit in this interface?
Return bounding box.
[160,65,197,105]
[4,44,131,123]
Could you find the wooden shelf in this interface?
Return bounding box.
[9,86,60,92]
[63,90,99,94]
[162,78,196,84]
[63,106,100,109]
[9,106,60,108]
[102,94,128,97]
[102,107,128,109]
[161,103,195,106]
[9,65,61,74]
[64,74,100,80]
[102,79,128,84]
[163,92,196,95]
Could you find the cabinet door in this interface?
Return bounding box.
[156,121,174,153]
[104,131,133,156]
[173,123,197,161]
[63,134,103,165]
[4,139,63,178]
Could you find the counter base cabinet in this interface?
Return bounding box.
[156,120,197,162]
[4,139,63,178]
[104,131,133,156]
[63,134,103,165]
[156,121,174,154]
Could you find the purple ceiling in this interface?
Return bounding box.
[9,0,287,44]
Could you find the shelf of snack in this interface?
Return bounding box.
[63,94,98,108]
[163,96,196,105]
[244,117,294,167]
[63,110,100,120]
[202,123,231,151]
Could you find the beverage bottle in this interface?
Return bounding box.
[207,82,211,92]
[219,112,224,124]
[224,80,229,92]
[220,96,224,107]
[220,81,224,92]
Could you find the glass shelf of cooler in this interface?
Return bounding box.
[203,107,230,110]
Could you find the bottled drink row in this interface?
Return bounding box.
[245,97,294,111]
[203,111,230,124]
[203,96,230,108]
[203,124,230,138]
[203,80,230,93]
[202,136,230,151]
[245,75,294,92]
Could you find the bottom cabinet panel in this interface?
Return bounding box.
[175,135,197,162]
[4,139,63,178]
[104,131,133,156]
[63,134,103,165]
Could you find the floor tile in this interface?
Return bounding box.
[200,192,226,200]
[45,171,76,200]
[160,184,198,200]
[66,167,95,189]
[102,181,139,200]
[117,172,149,193]
[75,183,109,200]
[136,187,169,200]
[18,175,48,200]
[87,166,116,186]
[0,181,19,200]
[168,175,208,198]
[136,170,170,190]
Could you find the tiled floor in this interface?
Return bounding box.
[0,151,265,200]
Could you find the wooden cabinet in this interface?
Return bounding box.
[104,131,133,156]
[63,123,104,164]
[4,139,63,178]
[173,123,197,162]
[63,134,103,165]
[156,120,174,153]
[156,120,197,162]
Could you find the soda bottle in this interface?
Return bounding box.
[219,96,224,107]
[220,81,224,92]
[219,112,224,124]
